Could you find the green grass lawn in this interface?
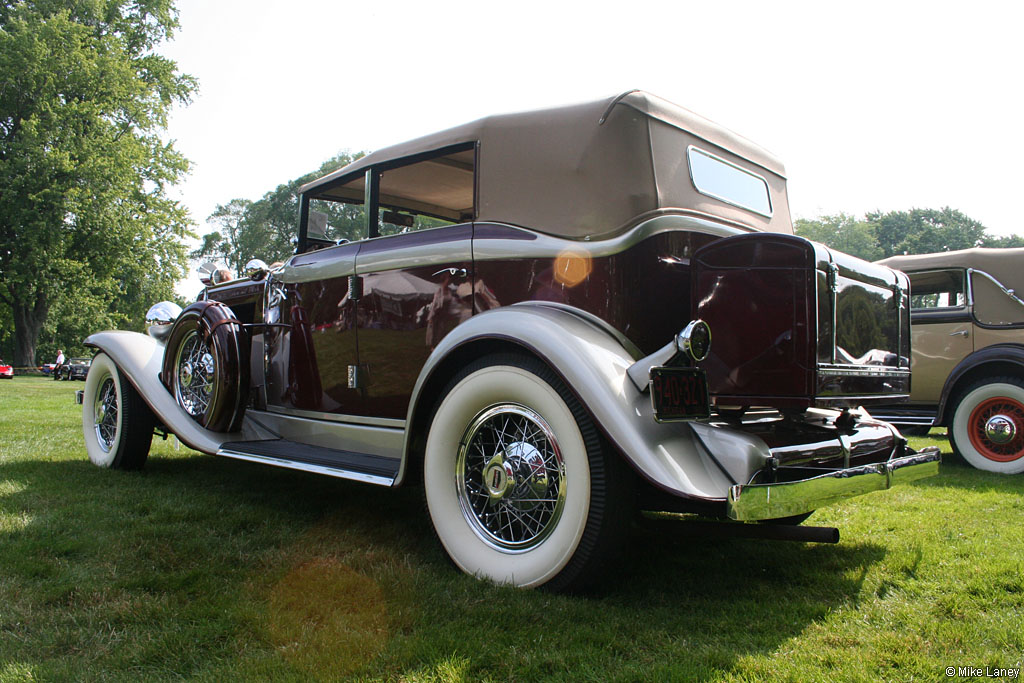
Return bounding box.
[1,376,1022,681]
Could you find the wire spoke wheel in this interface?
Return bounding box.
[424,354,632,590]
[457,404,566,552]
[81,352,154,470]
[174,330,217,419]
[93,377,119,452]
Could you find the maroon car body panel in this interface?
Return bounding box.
[692,233,910,409]
[473,223,720,356]
[266,225,474,419]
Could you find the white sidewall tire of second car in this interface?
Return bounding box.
[951,379,1024,474]
[424,364,591,589]
[82,353,124,468]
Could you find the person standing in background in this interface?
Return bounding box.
[52,349,66,380]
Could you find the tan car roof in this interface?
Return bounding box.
[299,91,793,240]
[878,248,1024,296]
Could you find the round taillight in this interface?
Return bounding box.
[677,319,712,362]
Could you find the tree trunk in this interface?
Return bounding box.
[12,291,48,368]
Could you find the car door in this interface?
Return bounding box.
[349,223,474,420]
[264,241,363,415]
[908,269,973,402]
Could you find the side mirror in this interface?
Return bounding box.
[245,258,270,280]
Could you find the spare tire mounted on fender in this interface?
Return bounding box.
[162,301,249,433]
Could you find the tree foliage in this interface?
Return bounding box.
[192,152,366,274]
[794,213,882,261]
[866,207,989,258]
[797,207,1024,262]
[0,0,196,365]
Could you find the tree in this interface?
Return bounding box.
[794,213,883,261]
[866,207,988,258]
[983,233,1024,249]
[193,152,366,271]
[0,1,196,367]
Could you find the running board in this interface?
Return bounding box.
[216,439,400,486]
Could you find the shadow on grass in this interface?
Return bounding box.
[909,454,1024,495]
[0,451,889,680]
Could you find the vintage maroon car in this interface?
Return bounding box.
[80,92,939,589]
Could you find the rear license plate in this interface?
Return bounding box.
[651,366,710,421]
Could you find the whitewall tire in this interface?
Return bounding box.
[950,376,1024,474]
[423,354,630,590]
[81,353,156,470]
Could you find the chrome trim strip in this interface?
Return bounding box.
[278,249,356,284]
[264,405,406,429]
[870,414,935,427]
[726,447,941,521]
[472,214,745,262]
[215,448,395,486]
[969,267,1024,307]
[355,234,472,275]
[818,365,910,378]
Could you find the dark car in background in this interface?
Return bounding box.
[57,358,91,381]
[79,91,939,589]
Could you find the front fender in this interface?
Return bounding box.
[400,304,771,499]
[83,331,269,454]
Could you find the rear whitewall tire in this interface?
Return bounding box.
[81,353,155,470]
[423,355,628,590]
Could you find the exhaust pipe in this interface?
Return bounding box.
[640,517,840,544]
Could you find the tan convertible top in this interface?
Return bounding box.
[299,91,793,240]
[879,248,1024,296]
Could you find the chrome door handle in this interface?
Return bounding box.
[433,267,468,278]
[949,329,969,337]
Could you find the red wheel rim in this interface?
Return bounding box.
[968,396,1024,462]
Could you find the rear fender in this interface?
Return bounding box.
[400,304,772,499]
[936,344,1024,424]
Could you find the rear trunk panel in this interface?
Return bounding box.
[693,233,910,409]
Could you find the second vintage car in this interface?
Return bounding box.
[875,248,1024,473]
[79,92,939,589]
[56,357,91,381]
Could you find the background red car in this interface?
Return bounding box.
[0,360,13,379]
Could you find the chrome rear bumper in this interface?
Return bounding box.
[726,447,941,521]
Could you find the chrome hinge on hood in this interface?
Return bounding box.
[828,261,839,364]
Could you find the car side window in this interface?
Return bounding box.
[304,144,476,247]
[909,269,966,310]
[971,270,1024,326]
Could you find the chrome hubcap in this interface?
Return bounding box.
[175,330,216,417]
[456,404,566,552]
[93,377,118,452]
[985,414,1017,444]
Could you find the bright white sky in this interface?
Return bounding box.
[162,0,1023,296]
